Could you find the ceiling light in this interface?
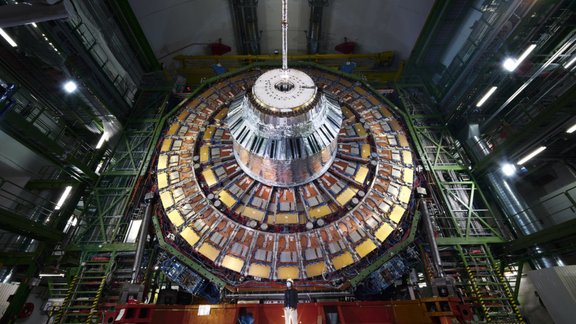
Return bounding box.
[516,44,537,64]
[95,132,108,149]
[503,44,537,72]
[502,58,517,71]
[566,123,576,134]
[517,146,546,165]
[63,81,78,93]
[476,86,498,107]
[39,273,65,278]
[55,186,73,210]
[565,56,576,69]
[0,28,18,47]
[501,163,516,177]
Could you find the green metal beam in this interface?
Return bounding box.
[152,215,227,289]
[65,242,137,252]
[505,218,576,253]
[74,90,169,244]
[436,237,504,245]
[0,208,64,242]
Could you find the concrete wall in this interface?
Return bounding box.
[128,0,435,67]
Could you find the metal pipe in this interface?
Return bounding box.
[246,2,260,55]
[281,0,288,71]
[306,0,327,54]
[229,0,246,54]
[131,192,155,283]
[419,199,444,278]
[229,0,260,55]
[485,172,541,236]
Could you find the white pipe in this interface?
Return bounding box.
[281,0,288,72]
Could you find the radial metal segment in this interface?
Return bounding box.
[156,66,416,281]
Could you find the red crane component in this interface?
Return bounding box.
[210,40,232,56]
[335,38,356,54]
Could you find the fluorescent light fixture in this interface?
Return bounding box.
[27,22,38,28]
[517,146,546,165]
[55,186,73,210]
[501,163,516,177]
[566,123,576,134]
[503,44,537,72]
[0,28,18,47]
[124,219,142,243]
[63,80,78,93]
[63,215,78,233]
[95,161,104,174]
[95,132,109,149]
[565,56,576,69]
[476,86,498,107]
[2,269,13,283]
[39,273,65,278]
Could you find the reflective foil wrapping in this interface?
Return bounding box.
[227,68,343,187]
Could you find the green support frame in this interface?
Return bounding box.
[71,87,169,246]
[394,83,523,322]
[397,85,506,242]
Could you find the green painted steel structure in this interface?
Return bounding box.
[71,87,169,246]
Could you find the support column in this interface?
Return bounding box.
[229,0,261,55]
[306,0,327,54]
[131,192,156,284]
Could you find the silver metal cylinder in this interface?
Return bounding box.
[131,192,155,283]
[420,199,444,278]
[227,68,342,187]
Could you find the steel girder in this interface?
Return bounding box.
[397,86,506,242]
[72,88,169,246]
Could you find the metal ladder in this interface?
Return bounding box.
[457,244,524,323]
[53,256,113,323]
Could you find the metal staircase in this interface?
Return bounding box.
[457,244,523,323]
[48,280,69,299]
[53,256,113,323]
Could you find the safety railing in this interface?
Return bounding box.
[0,177,56,224]
[509,184,576,235]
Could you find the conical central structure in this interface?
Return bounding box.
[226,0,342,187]
[226,69,342,187]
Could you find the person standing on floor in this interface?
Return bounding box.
[284,278,298,324]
